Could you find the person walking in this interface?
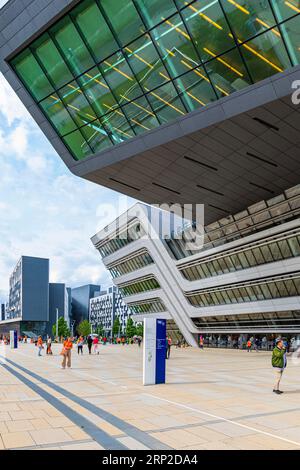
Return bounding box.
[77,336,84,355]
[137,337,142,348]
[61,337,73,369]
[247,339,252,352]
[93,336,99,355]
[199,336,204,350]
[87,335,93,355]
[37,336,44,357]
[272,338,287,394]
[166,336,172,359]
[46,337,52,355]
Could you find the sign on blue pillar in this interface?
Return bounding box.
[10,330,18,349]
[143,318,166,385]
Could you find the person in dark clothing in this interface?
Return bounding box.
[87,335,93,355]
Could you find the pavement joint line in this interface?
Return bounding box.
[11,438,97,450]
[0,361,128,451]
[144,394,300,448]
[0,355,171,451]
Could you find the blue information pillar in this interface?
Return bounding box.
[143,318,166,385]
[10,330,18,349]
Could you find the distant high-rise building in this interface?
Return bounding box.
[48,283,71,336]
[0,256,49,337]
[89,286,132,336]
[71,284,101,327]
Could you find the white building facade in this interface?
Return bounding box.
[91,185,300,348]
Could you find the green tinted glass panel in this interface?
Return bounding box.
[100,52,143,104]
[152,13,200,78]
[122,96,160,133]
[136,0,177,28]
[101,109,135,144]
[10,0,298,162]
[63,129,91,160]
[58,81,97,127]
[221,0,276,43]
[279,15,300,66]
[78,67,118,117]
[126,34,171,91]
[206,49,252,98]
[101,0,146,45]
[51,16,94,76]
[270,0,300,21]
[182,0,236,62]
[40,94,76,136]
[147,81,186,123]
[33,34,73,89]
[12,49,53,101]
[174,67,216,111]
[240,28,291,81]
[72,0,118,63]
[81,120,113,153]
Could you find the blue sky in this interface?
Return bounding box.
[0,68,136,302]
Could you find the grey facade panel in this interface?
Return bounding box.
[21,256,49,322]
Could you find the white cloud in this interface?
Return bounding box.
[0,72,137,302]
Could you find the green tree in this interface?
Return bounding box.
[77,320,92,337]
[112,317,121,336]
[96,324,104,337]
[126,317,136,338]
[135,323,144,337]
[52,316,70,338]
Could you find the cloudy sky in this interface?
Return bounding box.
[0,50,136,301]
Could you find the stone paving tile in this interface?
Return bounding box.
[6,419,35,433]
[9,410,35,421]
[2,431,36,449]
[29,428,76,446]
[60,442,104,450]
[118,436,150,450]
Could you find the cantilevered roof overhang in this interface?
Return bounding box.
[1,0,300,225]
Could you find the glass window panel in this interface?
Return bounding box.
[227,289,238,303]
[101,109,135,144]
[174,67,216,111]
[125,34,171,91]
[79,67,119,117]
[72,0,118,63]
[246,286,257,301]
[51,16,94,76]
[80,120,113,154]
[221,0,277,43]
[275,281,289,297]
[289,236,300,256]
[12,49,54,101]
[181,0,236,61]
[101,0,146,45]
[136,0,177,28]
[122,96,160,134]
[147,81,186,123]
[240,28,291,82]
[268,242,282,261]
[100,52,143,104]
[218,257,230,274]
[278,239,292,258]
[279,15,300,66]
[206,49,252,98]
[270,0,300,21]
[252,284,264,300]
[151,13,200,78]
[237,252,249,269]
[230,254,243,270]
[260,244,274,263]
[268,281,280,298]
[252,247,265,264]
[63,129,91,160]
[293,277,300,294]
[260,283,272,299]
[58,81,97,127]
[33,34,73,89]
[40,94,77,136]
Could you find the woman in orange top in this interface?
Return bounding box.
[61,337,73,369]
[37,336,43,357]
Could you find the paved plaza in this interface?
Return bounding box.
[0,343,300,450]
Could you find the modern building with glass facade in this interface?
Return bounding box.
[1,1,300,345]
[89,285,132,336]
[0,256,50,337]
[91,192,300,347]
[1,0,300,222]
